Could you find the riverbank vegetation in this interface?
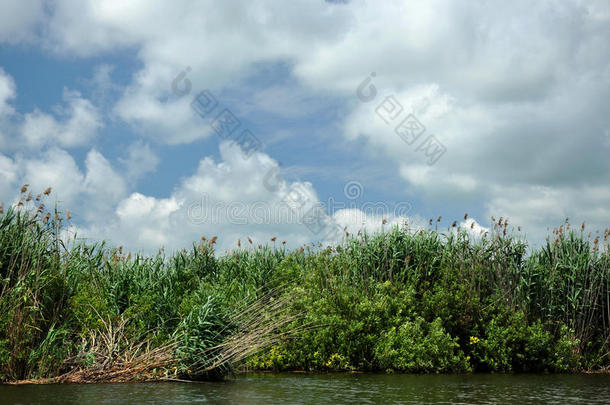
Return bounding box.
[1,187,609,383]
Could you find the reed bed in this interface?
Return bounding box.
[1,186,609,382]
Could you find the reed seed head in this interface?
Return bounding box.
[43,187,52,195]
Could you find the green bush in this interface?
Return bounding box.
[374,317,469,373]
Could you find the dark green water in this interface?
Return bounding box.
[1,373,609,404]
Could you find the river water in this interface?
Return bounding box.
[1,373,609,404]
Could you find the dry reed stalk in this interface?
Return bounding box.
[197,289,308,373]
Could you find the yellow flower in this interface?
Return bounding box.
[469,336,480,345]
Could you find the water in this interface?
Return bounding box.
[1,373,609,404]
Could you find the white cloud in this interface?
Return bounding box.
[1,147,126,224]
[485,184,610,244]
[20,147,84,205]
[0,68,16,116]
[75,142,315,253]
[0,153,18,199]
[119,141,160,182]
[0,68,17,148]
[36,0,353,144]
[70,142,415,254]
[114,193,181,249]
[459,218,490,240]
[83,149,128,218]
[332,208,407,236]
[22,89,103,149]
[0,0,45,44]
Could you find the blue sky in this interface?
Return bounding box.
[1,1,609,254]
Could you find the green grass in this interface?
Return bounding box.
[0,190,609,382]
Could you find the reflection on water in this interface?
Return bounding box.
[1,373,609,404]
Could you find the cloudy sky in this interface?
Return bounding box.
[1,0,609,254]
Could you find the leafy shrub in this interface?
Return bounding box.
[374,317,469,373]
[472,310,580,372]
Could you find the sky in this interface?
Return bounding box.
[0,0,609,254]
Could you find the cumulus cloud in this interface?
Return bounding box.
[459,218,490,240]
[486,184,610,244]
[0,153,18,198]
[0,0,45,44]
[0,148,127,225]
[34,0,353,143]
[119,141,160,182]
[332,208,411,236]
[1,0,608,248]
[0,68,103,152]
[0,68,16,147]
[70,142,412,254]
[72,142,313,252]
[20,147,85,205]
[335,1,610,240]
[22,89,103,149]
[82,149,128,218]
[0,68,16,115]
